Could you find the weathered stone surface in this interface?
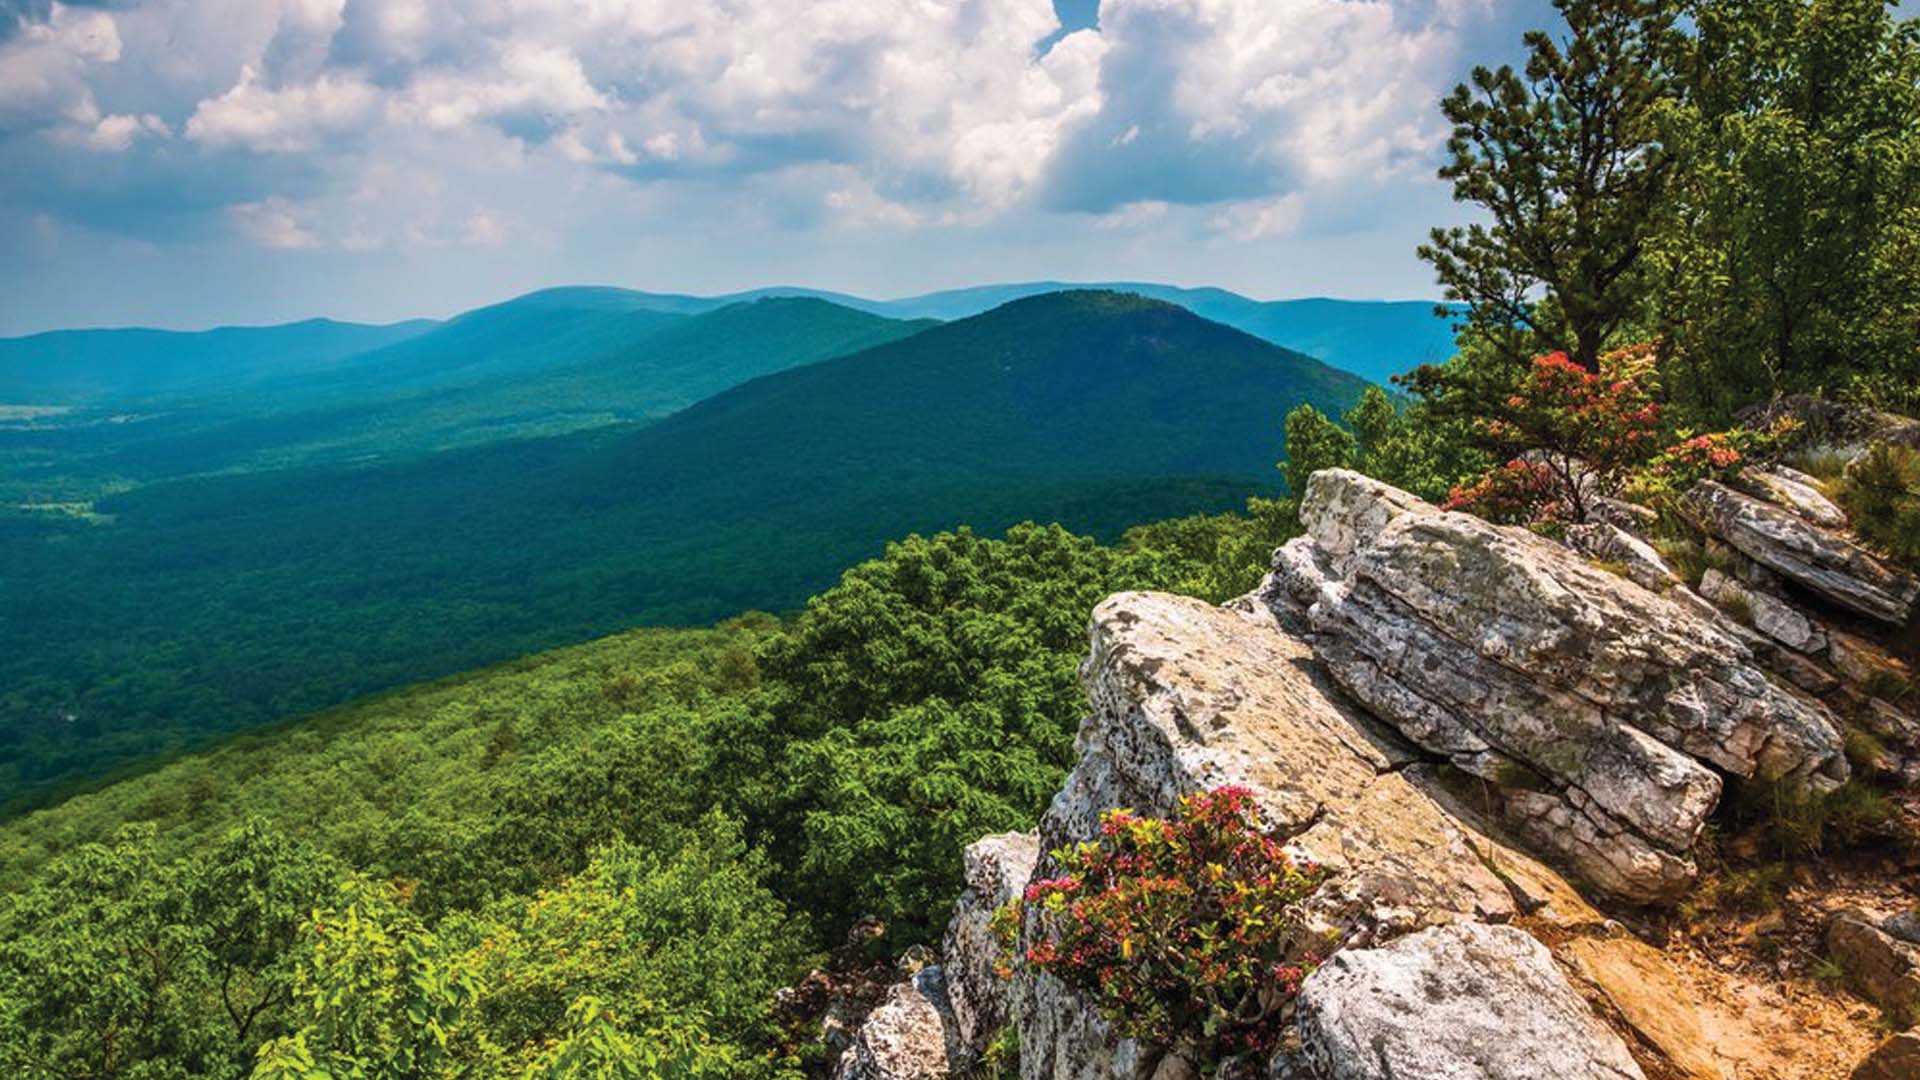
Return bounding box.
[1681,480,1919,625]
[1562,936,1726,1080]
[1300,469,1432,576]
[944,831,1039,1059]
[1567,521,1680,594]
[1067,591,1593,929]
[1738,467,1849,529]
[1830,630,1913,692]
[1827,911,1920,1018]
[1293,923,1645,1080]
[1589,496,1660,538]
[833,966,961,1080]
[1293,471,1846,901]
[1698,569,1828,654]
[1852,1033,1920,1080]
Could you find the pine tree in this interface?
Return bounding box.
[1418,0,1683,371]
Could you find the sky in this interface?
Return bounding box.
[1,0,1587,333]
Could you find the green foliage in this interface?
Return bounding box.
[1006,788,1331,1072]
[1836,442,1920,565]
[1280,404,1356,500]
[1419,0,1681,371]
[0,822,338,1080]
[1120,497,1300,605]
[255,823,800,1080]
[1343,386,1399,466]
[1655,0,1920,416]
[713,523,1212,946]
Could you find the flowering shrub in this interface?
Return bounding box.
[1644,430,1753,490]
[1442,458,1566,524]
[1466,345,1665,521]
[997,787,1332,1071]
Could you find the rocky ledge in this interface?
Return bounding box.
[838,466,1918,1080]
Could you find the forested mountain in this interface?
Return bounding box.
[790,282,1461,384]
[575,282,1457,384]
[0,290,1366,809]
[0,296,932,503]
[0,317,437,405]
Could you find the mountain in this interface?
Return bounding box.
[0,295,933,502]
[816,281,1459,385]
[0,318,437,405]
[596,281,1459,385]
[0,291,1367,805]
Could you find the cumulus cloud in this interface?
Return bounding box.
[0,2,123,137]
[185,65,377,151]
[1042,0,1495,216]
[228,195,319,248]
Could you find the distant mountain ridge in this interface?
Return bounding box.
[0,318,436,403]
[0,281,1459,405]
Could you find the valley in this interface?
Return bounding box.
[0,287,1376,811]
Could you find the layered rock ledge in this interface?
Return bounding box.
[1267,469,1848,903]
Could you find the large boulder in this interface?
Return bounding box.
[1681,480,1918,625]
[943,831,1040,1059]
[1290,470,1847,902]
[832,966,963,1080]
[1292,922,1646,1080]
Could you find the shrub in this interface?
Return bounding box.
[1470,346,1665,521]
[1837,442,1920,566]
[1443,458,1565,524]
[1000,787,1332,1072]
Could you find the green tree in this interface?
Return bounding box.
[715,524,1181,946]
[1342,386,1400,468]
[1419,0,1682,372]
[1280,404,1357,502]
[0,823,337,1080]
[1656,0,1920,416]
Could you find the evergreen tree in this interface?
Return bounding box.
[1655,0,1920,417]
[1418,0,1682,371]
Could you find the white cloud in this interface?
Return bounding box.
[460,209,508,247]
[80,110,170,151]
[1208,193,1305,240]
[1093,199,1170,230]
[389,42,608,132]
[0,3,124,139]
[228,196,321,248]
[185,65,379,151]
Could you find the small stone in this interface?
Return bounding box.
[1827,911,1920,1018]
[1852,1032,1920,1080]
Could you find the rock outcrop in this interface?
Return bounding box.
[838,457,1918,1080]
[943,831,1039,1059]
[1681,480,1918,625]
[1827,911,1920,1020]
[1852,1032,1920,1080]
[1270,469,1847,902]
[1293,922,1645,1080]
[833,966,964,1080]
[1011,589,1634,1080]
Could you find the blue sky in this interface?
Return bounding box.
[0,0,1628,333]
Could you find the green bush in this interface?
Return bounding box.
[1838,442,1920,565]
